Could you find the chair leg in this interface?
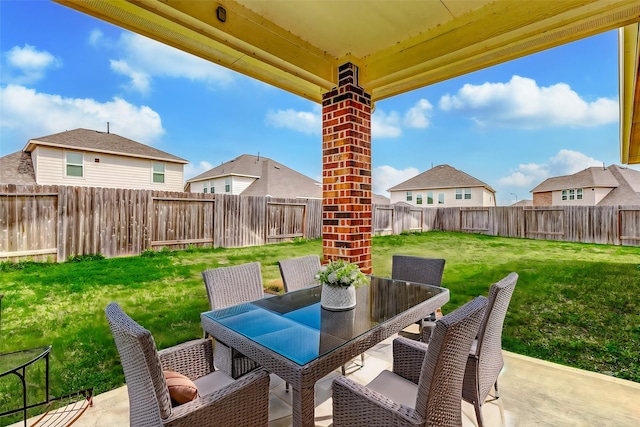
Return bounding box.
[341,365,346,375]
[494,379,500,399]
[474,402,484,427]
[286,382,289,392]
[360,353,365,367]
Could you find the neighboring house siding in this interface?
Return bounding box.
[191,176,257,195]
[232,176,256,195]
[481,189,495,206]
[32,146,184,191]
[390,187,494,207]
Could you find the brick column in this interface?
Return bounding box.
[322,63,372,273]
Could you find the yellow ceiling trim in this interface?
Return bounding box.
[619,25,638,164]
[54,0,331,101]
[364,1,640,99]
[132,0,336,88]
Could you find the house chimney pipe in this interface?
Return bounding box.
[107,122,110,134]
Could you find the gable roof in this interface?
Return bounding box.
[0,151,36,185]
[387,164,495,193]
[188,154,322,199]
[23,128,188,164]
[531,166,620,192]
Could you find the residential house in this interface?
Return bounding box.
[531,165,640,206]
[387,164,496,207]
[185,154,322,199]
[0,128,188,192]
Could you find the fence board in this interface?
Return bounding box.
[373,205,393,235]
[461,208,490,233]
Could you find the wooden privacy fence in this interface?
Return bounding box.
[0,185,322,262]
[373,204,640,246]
[1,184,639,262]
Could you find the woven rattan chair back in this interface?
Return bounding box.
[278,255,321,292]
[202,262,264,310]
[391,255,446,286]
[415,295,487,425]
[105,302,171,424]
[462,272,518,427]
[201,262,264,379]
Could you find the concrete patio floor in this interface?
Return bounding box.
[10,332,640,427]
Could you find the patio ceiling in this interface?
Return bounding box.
[54,0,640,163]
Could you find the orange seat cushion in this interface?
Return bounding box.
[164,370,200,405]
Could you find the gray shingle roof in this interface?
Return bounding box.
[597,165,640,205]
[387,164,495,193]
[530,166,619,192]
[24,128,187,163]
[189,154,322,199]
[0,151,36,184]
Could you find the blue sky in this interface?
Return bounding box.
[0,1,629,205]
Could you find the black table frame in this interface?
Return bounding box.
[0,346,51,427]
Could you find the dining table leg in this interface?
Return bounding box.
[292,386,316,427]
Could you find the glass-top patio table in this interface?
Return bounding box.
[201,275,449,427]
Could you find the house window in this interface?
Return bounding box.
[416,194,423,205]
[152,162,165,183]
[225,177,231,193]
[464,188,471,199]
[455,189,462,200]
[406,191,412,201]
[562,188,583,201]
[211,181,215,194]
[438,193,444,204]
[66,152,83,177]
[203,181,208,193]
[427,191,433,205]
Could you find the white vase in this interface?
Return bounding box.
[320,283,356,311]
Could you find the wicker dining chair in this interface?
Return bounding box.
[105,302,270,427]
[278,254,321,292]
[332,295,488,427]
[202,262,265,379]
[461,272,518,427]
[392,255,446,339]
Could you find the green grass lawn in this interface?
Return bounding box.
[1,231,639,423]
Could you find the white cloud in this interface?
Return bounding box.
[263,99,433,139]
[184,161,213,181]
[498,149,603,188]
[439,75,618,129]
[0,84,164,146]
[265,107,321,134]
[372,165,420,195]
[372,109,402,138]
[106,33,234,93]
[3,44,60,84]
[403,99,432,128]
[110,59,151,94]
[88,29,105,47]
